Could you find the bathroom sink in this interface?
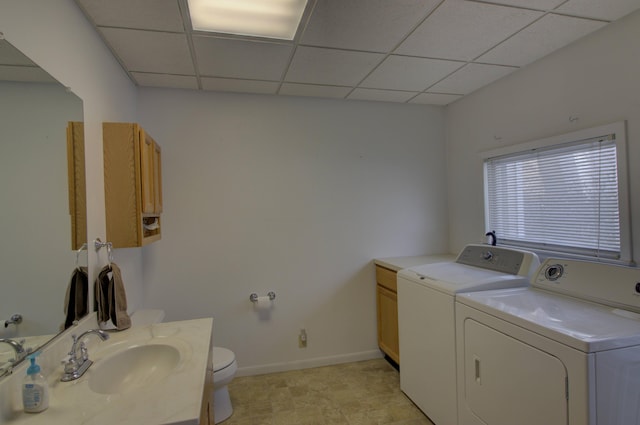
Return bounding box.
[89,344,180,394]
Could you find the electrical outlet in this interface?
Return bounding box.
[299,329,307,348]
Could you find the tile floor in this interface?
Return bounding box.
[224,358,435,425]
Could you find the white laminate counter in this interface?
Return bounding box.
[374,254,456,272]
[0,318,213,425]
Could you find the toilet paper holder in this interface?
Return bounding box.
[249,292,276,302]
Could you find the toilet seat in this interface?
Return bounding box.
[212,346,235,372]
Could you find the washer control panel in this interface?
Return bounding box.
[456,244,538,276]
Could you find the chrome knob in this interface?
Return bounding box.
[545,264,564,281]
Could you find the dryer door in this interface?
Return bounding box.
[462,319,567,425]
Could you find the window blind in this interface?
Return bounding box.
[485,135,621,259]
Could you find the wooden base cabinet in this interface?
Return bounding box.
[103,122,162,248]
[376,265,399,364]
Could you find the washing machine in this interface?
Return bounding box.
[397,244,539,425]
[456,258,640,425]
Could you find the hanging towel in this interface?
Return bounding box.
[63,267,88,330]
[94,266,110,324]
[94,263,131,331]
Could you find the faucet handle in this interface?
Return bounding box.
[79,341,89,362]
[67,335,79,357]
[63,356,79,375]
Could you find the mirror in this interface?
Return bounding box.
[0,39,86,366]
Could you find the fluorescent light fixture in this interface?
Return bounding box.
[188,0,308,40]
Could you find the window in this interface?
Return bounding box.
[483,122,631,263]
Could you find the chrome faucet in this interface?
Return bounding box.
[4,313,23,328]
[0,338,28,362]
[0,338,30,377]
[61,329,109,382]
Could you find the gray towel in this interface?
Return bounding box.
[63,267,88,330]
[94,263,131,331]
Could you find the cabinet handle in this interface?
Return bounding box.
[474,355,481,385]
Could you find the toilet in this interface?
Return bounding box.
[130,309,237,424]
[130,309,165,326]
[210,346,238,423]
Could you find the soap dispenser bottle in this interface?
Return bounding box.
[22,352,49,413]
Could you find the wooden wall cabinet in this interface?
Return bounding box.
[376,265,399,364]
[67,121,87,251]
[103,122,162,248]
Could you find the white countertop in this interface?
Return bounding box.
[1,318,213,425]
[374,254,456,272]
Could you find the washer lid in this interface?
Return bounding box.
[458,287,640,352]
[212,347,235,371]
[398,262,529,295]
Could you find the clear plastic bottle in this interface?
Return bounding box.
[22,352,49,413]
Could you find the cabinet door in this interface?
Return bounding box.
[139,129,156,214]
[153,141,163,214]
[66,121,87,250]
[377,285,399,363]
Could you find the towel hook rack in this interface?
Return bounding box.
[94,238,113,267]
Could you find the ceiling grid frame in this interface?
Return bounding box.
[55,0,640,105]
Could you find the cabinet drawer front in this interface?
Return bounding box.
[376,265,397,292]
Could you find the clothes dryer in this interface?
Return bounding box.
[456,258,640,425]
[397,244,539,425]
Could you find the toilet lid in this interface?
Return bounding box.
[212,347,235,371]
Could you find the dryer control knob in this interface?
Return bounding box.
[545,264,564,281]
[482,250,493,261]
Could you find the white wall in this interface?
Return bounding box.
[445,9,640,262]
[0,0,143,307]
[138,89,449,374]
[1,1,447,375]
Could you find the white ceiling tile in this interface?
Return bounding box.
[301,0,441,52]
[279,83,351,99]
[410,92,463,105]
[131,73,198,90]
[429,63,517,94]
[286,46,384,86]
[396,1,543,61]
[471,0,565,10]
[73,0,634,102]
[201,77,279,94]
[347,88,417,103]
[100,28,194,75]
[76,0,184,32]
[361,55,464,91]
[477,14,607,66]
[555,0,640,21]
[193,37,293,81]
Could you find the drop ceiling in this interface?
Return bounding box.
[37,0,640,104]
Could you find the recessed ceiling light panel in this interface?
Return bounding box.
[188,0,308,40]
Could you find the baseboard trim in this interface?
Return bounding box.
[236,349,383,377]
